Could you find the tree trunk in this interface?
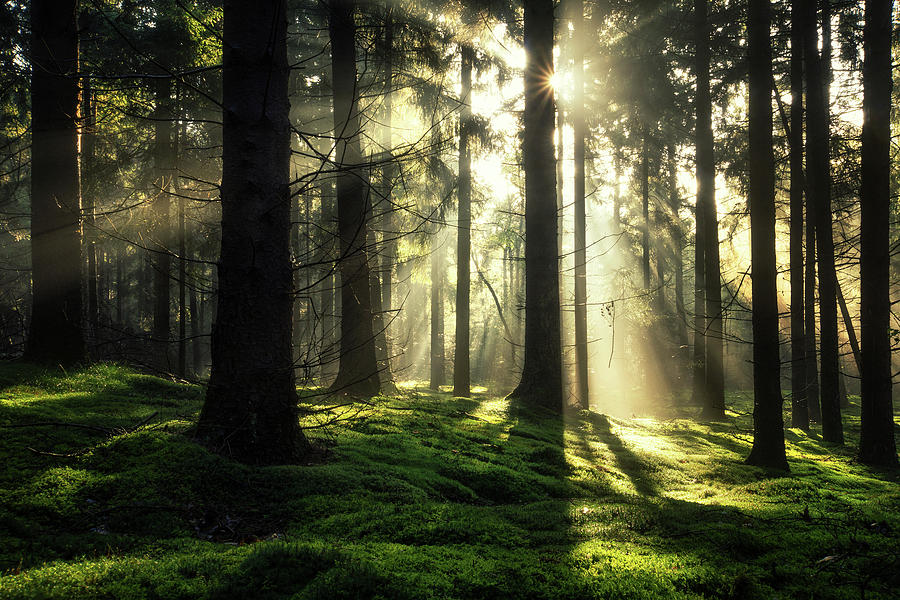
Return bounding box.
[858,0,897,466]
[669,146,690,380]
[430,234,445,390]
[696,0,724,418]
[327,0,380,396]
[572,0,589,410]
[453,45,473,397]
[197,0,307,464]
[27,0,85,365]
[380,6,395,376]
[804,0,842,443]
[81,60,99,339]
[746,0,788,470]
[152,78,173,370]
[508,0,563,411]
[789,0,808,429]
[641,132,651,290]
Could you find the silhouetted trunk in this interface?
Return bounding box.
[696,0,724,418]
[804,0,842,443]
[669,146,690,374]
[691,5,708,410]
[152,78,173,369]
[453,45,473,397]
[508,0,562,411]
[572,0,588,410]
[319,181,335,375]
[177,182,186,379]
[858,0,897,466]
[82,63,99,337]
[26,0,85,365]
[380,7,395,375]
[746,0,788,470]
[641,133,651,290]
[805,179,821,421]
[197,0,307,464]
[327,0,380,396]
[190,279,200,377]
[789,0,808,429]
[116,245,124,326]
[431,235,445,390]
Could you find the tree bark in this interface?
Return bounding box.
[641,132,651,290]
[572,0,589,410]
[789,0,808,429]
[508,0,563,411]
[858,0,897,466]
[327,0,380,396]
[26,0,85,365]
[152,77,173,370]
[804,0,842,443]
[745,0,788,470]
[453,45,473,397]
[197,0,308,464]
[696,0,724,419]
[431,234,446,390]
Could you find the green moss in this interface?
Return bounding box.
[0,363,897,599]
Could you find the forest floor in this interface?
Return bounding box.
[0,363,898,599]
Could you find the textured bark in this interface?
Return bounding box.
[26,0,85,365]
[858,0,897,466]
[508,0,563,411]
[453,46,473,397]
[197,0,307,464]
[572,0,589,410]
[696,0,724,418]
[327,0,380,396]
[789,0,808,430]
[804,0,842,443]
[745,0,788,470]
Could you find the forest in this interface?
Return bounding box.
[0,0,898,598]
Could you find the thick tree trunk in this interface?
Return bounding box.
[197,0,308,464]
[696,0,724,419]
[508,0,563,411]
[572,0,589,410]
[745,0,788,470]
[804,0,842,443]
[27,0,85,365]
[858,0,897,466]
[453,46,473,397]
[327,0,380,396]
[789,0,808,429]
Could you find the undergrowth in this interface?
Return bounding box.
[0,362,897,599]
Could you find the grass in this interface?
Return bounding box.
[0,361,898,599]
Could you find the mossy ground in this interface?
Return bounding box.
[0,362,897,599]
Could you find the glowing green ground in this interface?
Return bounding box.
[0,363,897,599]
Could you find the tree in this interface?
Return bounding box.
[453,44,473,398]
[327,0,380,396]
[571,0,588,410]
[196,0,307,464]
[695,0,724,419]
[804,0,842,444]
[26,0,86,365]
[508,0,563,411]
[745,0,788,470]
[789,0,808,430]
[858,0,896,466]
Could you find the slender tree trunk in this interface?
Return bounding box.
[319,181,335,378]
[26,0,85,364]
[82,64,99,338]
[431,234,445,390]
[746,0,788,470]
[805,176,821,420]
[696,0,724,418]
[177,179,187,379]
[804,0,842,443]
[116,245,124,326]
[789,0,808,429]
[669,146,690,379]
[572,0,589,410]
[152,78,173,370]
[197,0,308,464]
[453,45,473,397]
[509,0,563,411]
[380,7,395,375]
[190,278,200,377]
[327,0,380,396]
[641,132,651,290]
[858,0,897,466]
